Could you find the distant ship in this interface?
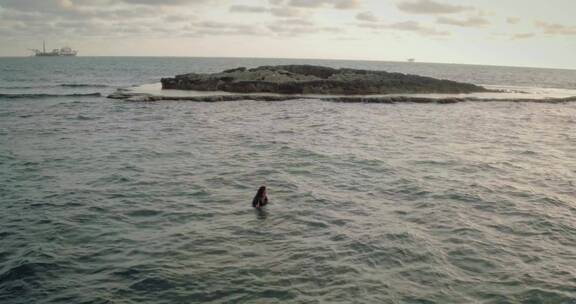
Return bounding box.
[407,58,416,63]
[30,41,78,57]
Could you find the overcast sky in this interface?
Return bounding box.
[0,0,575,69]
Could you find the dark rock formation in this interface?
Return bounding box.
[161,65,489,95]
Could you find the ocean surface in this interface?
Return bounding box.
[1,57,576,304]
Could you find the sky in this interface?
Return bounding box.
[0,0,575,69]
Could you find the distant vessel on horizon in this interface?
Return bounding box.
[407,58,416,63]
[30,41,78,57]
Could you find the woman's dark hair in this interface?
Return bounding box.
[256,186,266,196]
[252,186,267,208]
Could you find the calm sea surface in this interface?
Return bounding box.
[1,57,576,303]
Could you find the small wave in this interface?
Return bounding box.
[125,209,163,217]
[59,84,109,88]
[130,277,175,292]
[75,114,99,121]
[0,85,38,89]
[0,262,58,284]
[0,93,102,99]
[0,84,109,89]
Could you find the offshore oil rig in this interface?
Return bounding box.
[30,41,78,57]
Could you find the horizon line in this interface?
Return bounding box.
[0,55,574,72]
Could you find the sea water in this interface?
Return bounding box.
[1,57,576,303]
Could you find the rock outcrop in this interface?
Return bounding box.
[161,65,489,95]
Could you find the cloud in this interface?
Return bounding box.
[229,5,268,13]
[397,0,472,14]
[277,0,361,10]
[277,18,314,26]
[268,25,340,36]
[59,0,74,9]
[163,14,197,23]
[0,0,351,40]
[389,21,449,36]
[183,21,264,37]
[356,11,378,22]
[120,0,210,5]
[510,33,535,40]
[0,0,81,12]
[506,17,520,25]
[358,20,449,36]
[436,16,489,27]
[268,18,341,36]
[183,18,343,38]
[0,0,49,10]
[270,7,304,17]
[535,21,576,36]
[229,2,322,18]
[0,0,199,39]
[1,3,150,22]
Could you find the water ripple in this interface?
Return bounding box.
[2,59,576,303]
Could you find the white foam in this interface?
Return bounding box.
[128,83,576,100]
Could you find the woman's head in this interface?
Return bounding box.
[257,186,267,197]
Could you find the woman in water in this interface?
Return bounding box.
[252,186,269,209]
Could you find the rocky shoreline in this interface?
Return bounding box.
[161,65,490,95]
[107,91,576,104]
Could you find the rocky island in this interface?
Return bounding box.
[107,65,576,104]
[160,65,488,95]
